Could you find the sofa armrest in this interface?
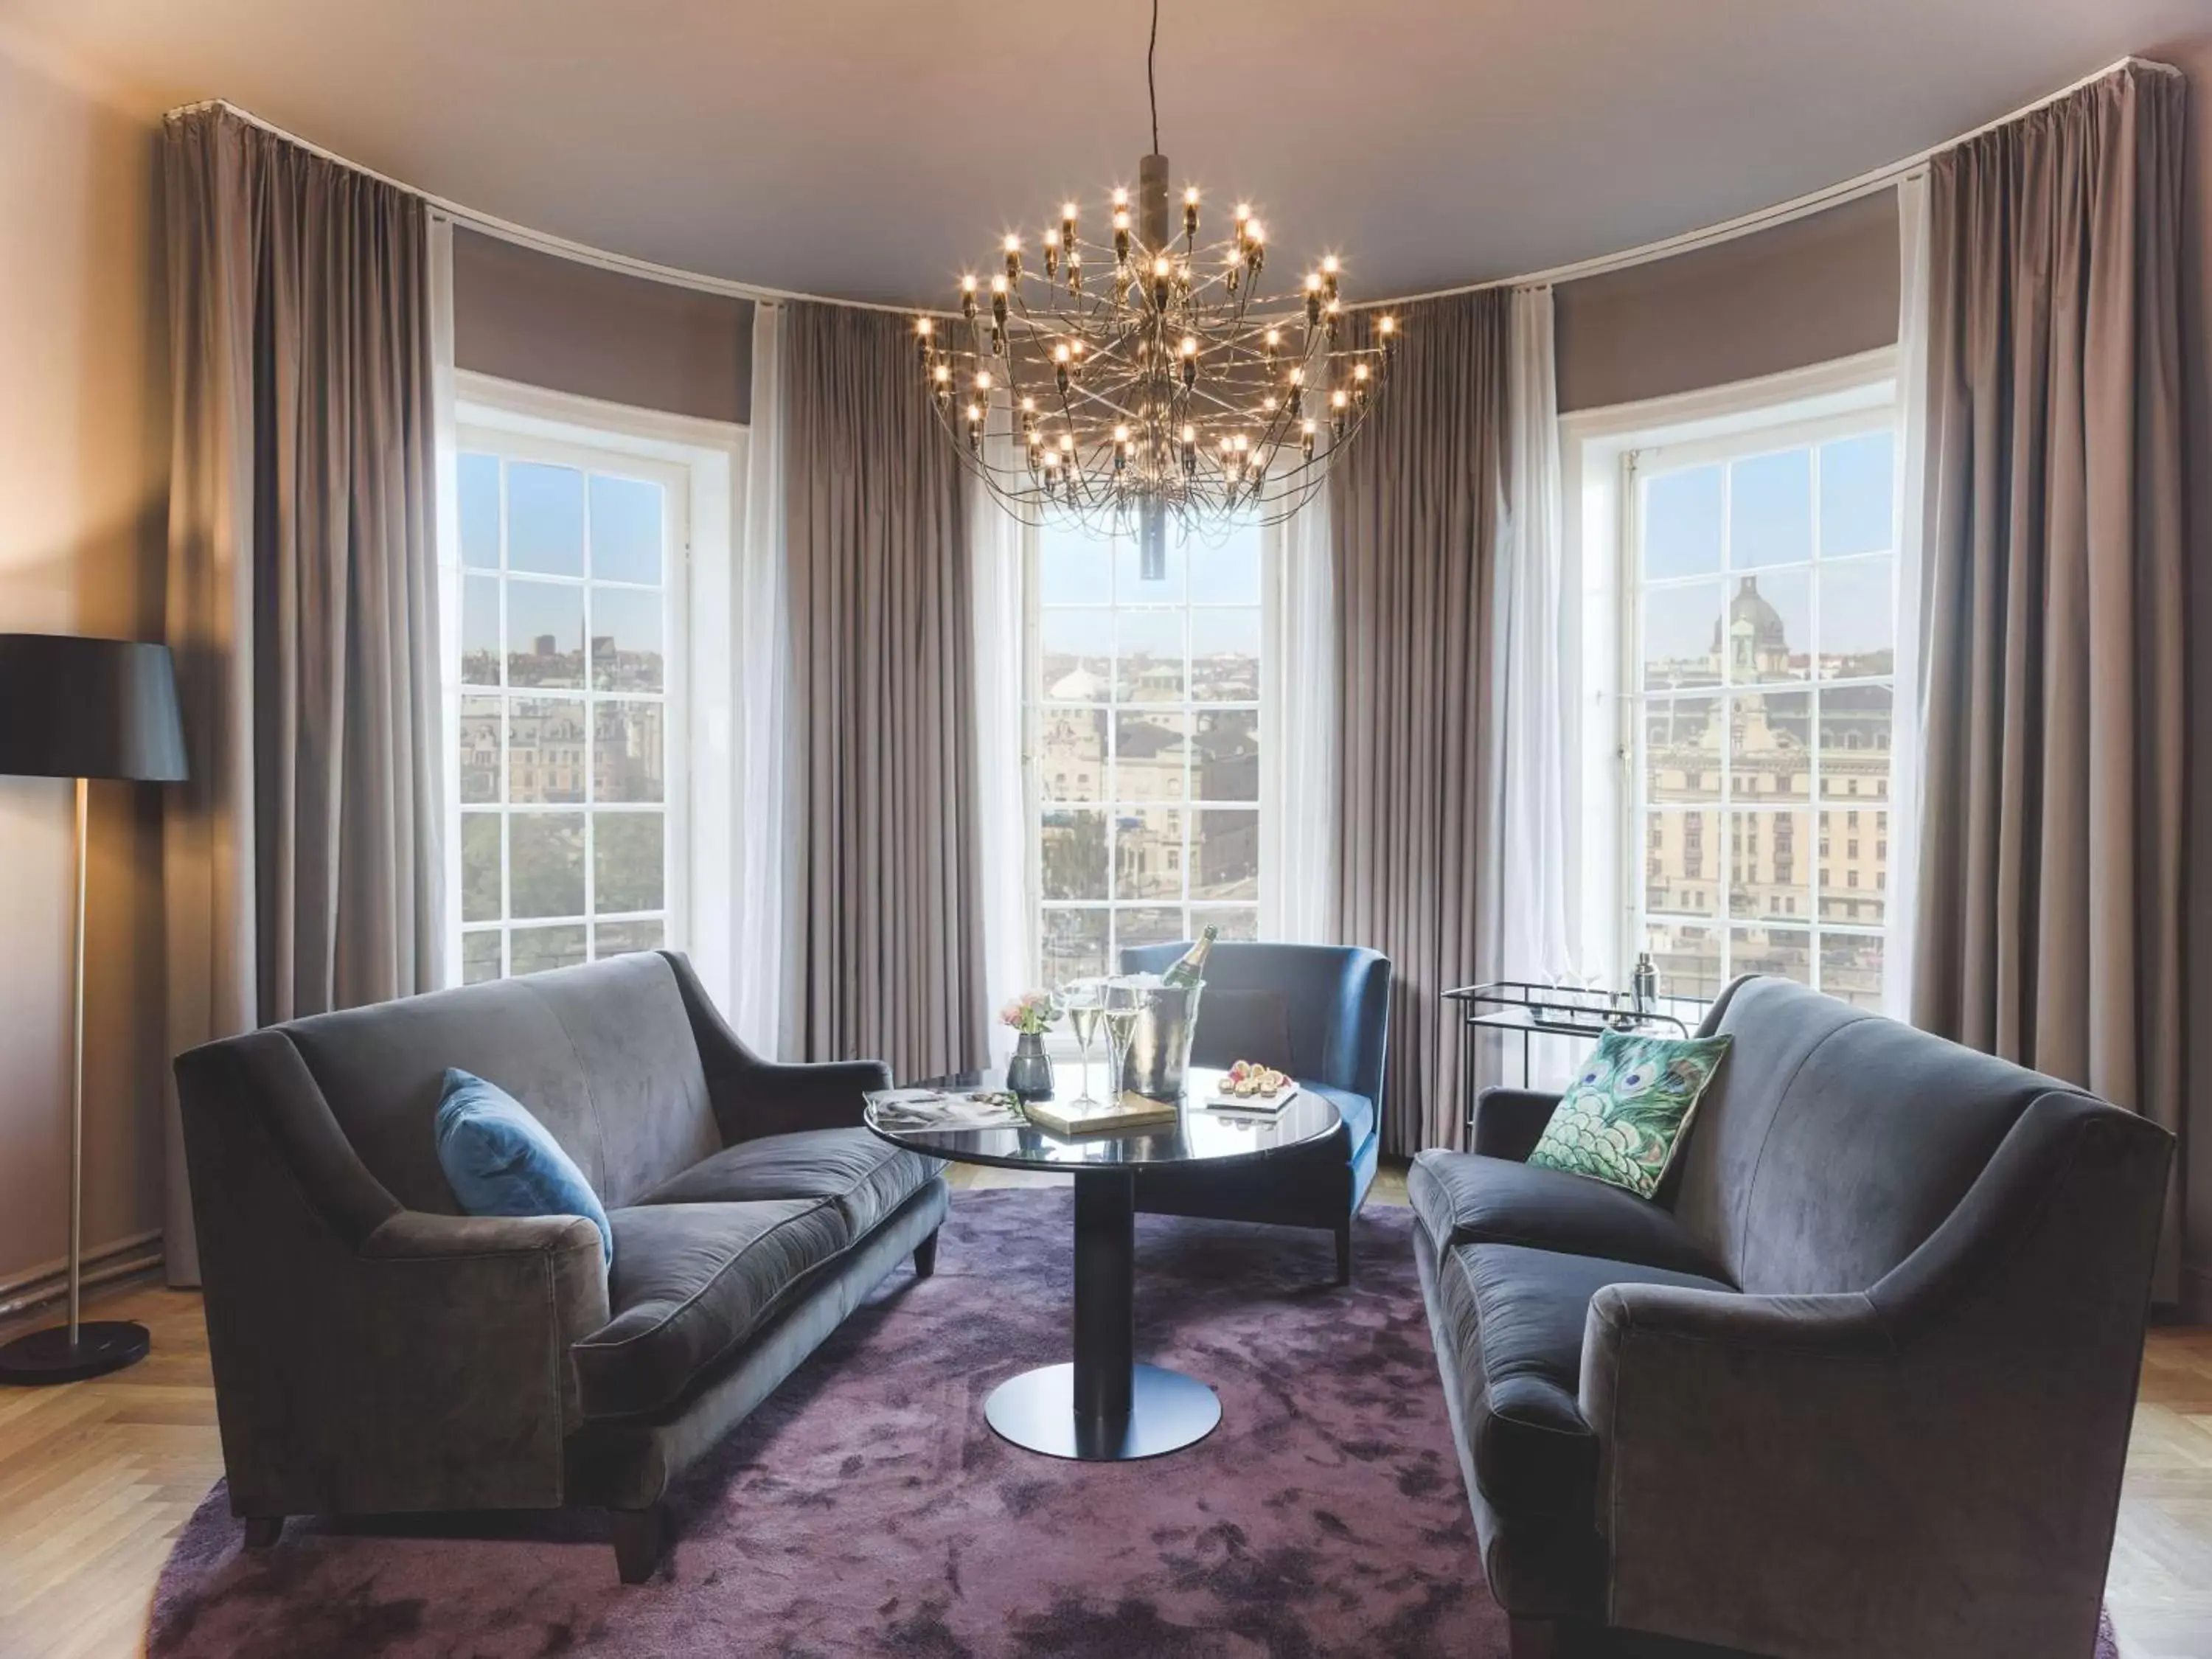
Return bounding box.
[1470,1087,1562,1161]
[658,950,892,1140]
[175,1032,611,1519]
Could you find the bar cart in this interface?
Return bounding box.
[1442,979,1712,1137]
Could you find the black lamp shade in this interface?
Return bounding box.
[0,634,187,782]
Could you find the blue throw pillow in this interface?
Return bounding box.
[433,1068,613,1266]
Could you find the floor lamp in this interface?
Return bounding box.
[0,634,186,1385]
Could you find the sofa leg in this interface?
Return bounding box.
[611,1504,666,1584]
[1333,1219,1352,1287]
[913,1228,940,1279]
[241,1515,283,1550]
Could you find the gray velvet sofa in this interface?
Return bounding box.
[1409,975,2171,1659]
[173,950,946,1583]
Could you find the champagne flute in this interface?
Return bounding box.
[1099,978,1144,1107]
[1063,980,1105,1105]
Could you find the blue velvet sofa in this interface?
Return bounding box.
[1121,941,1390,1282]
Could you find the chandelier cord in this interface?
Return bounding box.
[1147,0,1160,155]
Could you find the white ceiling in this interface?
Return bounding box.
[11,0,2207,307]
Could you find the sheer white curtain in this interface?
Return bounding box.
[1886,175,1931,1024]
[1263,486,1337,943]
[732,299,792,1055]
[971,423,1033,1065]
[1482,285,1578,1088]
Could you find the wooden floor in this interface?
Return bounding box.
[0,1163,2205,1659]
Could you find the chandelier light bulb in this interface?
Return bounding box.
[1112,187,1129,208]
[1059,433,1075,452]
[975,370,993,392]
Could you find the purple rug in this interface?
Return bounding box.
[147,1190,2131,1658]
[150,1192,1503,1658]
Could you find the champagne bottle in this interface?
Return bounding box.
[1161,925,1220,989]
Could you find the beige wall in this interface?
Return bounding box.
[453,227,754,423]
[1554,189,1899,414]
[0,38,168,1290]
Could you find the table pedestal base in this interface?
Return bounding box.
[984,1361,1220,1461]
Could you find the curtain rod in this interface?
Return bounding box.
[164,97,933,316]
[1363,54,2177,307]
[175,52,2177,320]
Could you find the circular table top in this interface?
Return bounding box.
[866,1065,1343,1174]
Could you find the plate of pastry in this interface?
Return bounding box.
[1204,1061,1301,1113]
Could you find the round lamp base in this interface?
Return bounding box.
[0,1320,150,1385]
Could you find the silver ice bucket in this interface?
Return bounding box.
[1120,981,1203,1101]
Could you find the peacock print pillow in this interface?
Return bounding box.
[1526,1029,1732,1200]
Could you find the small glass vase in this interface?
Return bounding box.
[1005,1029,1054,1100]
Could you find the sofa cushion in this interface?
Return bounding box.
[1304,1082,1376,1150]
[1526,1031,1731,1198]
[574,1199,849,1419]
[1409,1150,1728,1280]
[1436,1242,1733,1523]
[279,952,720,1214]
[641,1127,939,1238]
[433,1068,613,1265]
[1669,975,2061,1294]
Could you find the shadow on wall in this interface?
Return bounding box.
[0,32,170,1291]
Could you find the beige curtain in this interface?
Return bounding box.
[781,302,988,1081]
[1910,65,2187,1244]
[162,106,443,1279]
[1330,291,1511,1155]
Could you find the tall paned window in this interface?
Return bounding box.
[1631,414,1896,1008]
[453,437,685,984]
[1031,523,1264,987]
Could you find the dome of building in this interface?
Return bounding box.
[1713,575,1790,655]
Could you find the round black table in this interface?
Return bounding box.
[866,1065,1341,1463]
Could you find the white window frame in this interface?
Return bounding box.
[1018,522,1280,1017]
[1560,349,1900,1001]
[442,372,744,998]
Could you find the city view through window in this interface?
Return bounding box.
[1634,423,1896,1009]
[1033,522,1263,988]
[456,448,674,984]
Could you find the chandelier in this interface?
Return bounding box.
[917,0,1395,551]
